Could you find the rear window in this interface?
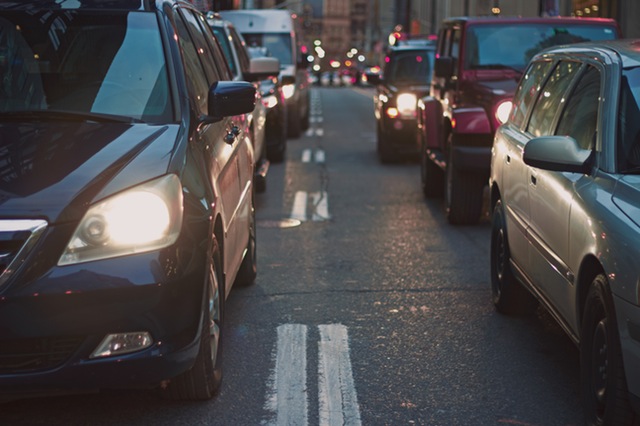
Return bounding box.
[384,49,435,85]
[464,23,617,72]
[242,33,292,65]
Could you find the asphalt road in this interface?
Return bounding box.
[2,85,584,426]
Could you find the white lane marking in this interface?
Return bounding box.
[311,191,330,221]
[314,149,325,164]
[302,149,312,163]
[316,128,324,137]
[265,324,309,426]
[305,128,314,137]
[318,324,362,426]
[291,191,308,221]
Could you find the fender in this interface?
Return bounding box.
[418,96,444,150]
[451,106,491,134]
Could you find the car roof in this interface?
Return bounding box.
[538,38,640,69]
[442,15,619,27]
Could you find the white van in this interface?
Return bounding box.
[219,9,310,138]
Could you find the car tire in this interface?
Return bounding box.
[490,200,537,315]
[421,148,444,198]
[164,239,224,400]
[580,274,637,426]
[234,194,257,287]
[288,104,301,139]
[445,145,484,225]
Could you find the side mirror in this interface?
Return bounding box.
[245,57,280,82]
[523,135,593,173]
[206,81,256,122]
[434,57,454,79]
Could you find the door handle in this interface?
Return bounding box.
[530,175,537,185]
[506,154,511,164]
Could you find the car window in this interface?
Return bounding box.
[195,13,233,81]
[618,67,640,171]
[385,50,434,85]
[229,27,251,74]
[174,10,210,115]
[527,61,581,137]
[181,9,221,85]
[0,10,171,122]
[556,65,600,150]
[242,33,292,65]
[450,28,461,78]
[510,60,553,128]
[211,25,239,77]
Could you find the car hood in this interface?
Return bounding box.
[0,122,180,223]
[612,175,640,228]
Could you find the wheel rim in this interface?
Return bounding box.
[591,317,609,414]
[208,261,221,364]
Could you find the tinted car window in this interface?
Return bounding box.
[384,50,434,85]
[229,27,251,72]
[181,9,221,84]
[527,61,580,137]
[0,10,171,122]
[556,65,600,150]
[174,11,210,114]
[618,67,640,170]
[510,60,553,127]
[464,24,617,71]
[212,26,238,76]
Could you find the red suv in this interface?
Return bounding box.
[418,16,620,224]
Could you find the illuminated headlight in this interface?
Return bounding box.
[495,100,513,124]
[396,93,417,118]
[262,94,278,109]
[282,83,295,99]
[90,332,153,358]
[58,174,183,265]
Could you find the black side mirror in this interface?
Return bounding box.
[205,81,256,123]
[434,57,454,79]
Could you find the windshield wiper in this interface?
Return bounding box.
[0,110,145,124]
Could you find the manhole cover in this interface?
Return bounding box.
[257,218,302,228]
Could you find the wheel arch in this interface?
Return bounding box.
[576,254,606,333]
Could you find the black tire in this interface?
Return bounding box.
[580,274,637,426]
[421,147,444,198]
[163,239,224,400]
[377,122,396,163]
[490,200,537,315]
[445,146,484,225]
[287,105,301,139]
[234,194,257,287]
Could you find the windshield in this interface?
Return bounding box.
[464,23,617,72]
[242,33,291,66]
[385,49,434,85]
[0,10,171,123]
[618,67,640,173]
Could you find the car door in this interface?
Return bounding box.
[498,60,553,272]
[528,63,601,319]
[174,9,243,276]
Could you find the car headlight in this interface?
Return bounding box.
[282,83,295,99]
[495,100,513,124]
[262,94,278,109]
[58,174,183,266]
[396,93,417,118]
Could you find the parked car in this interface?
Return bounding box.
[247,45,289,164]
[207,13,280,191]
[219,9,311,139]
[489,39,640,424]
[0,0,257,401]
[418,16,620,224]
[366,39,436,163]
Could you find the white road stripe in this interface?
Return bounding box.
[304,128,314,137]
[316,128,324,137]
[318,324,362,426]
[291,191,308,221]
[265,324,309,426]
[314,149,325,164]
[302,149,312,163]
[311,191,330,221]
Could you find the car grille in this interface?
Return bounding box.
[0,220,48,288]
[0,336,84,374]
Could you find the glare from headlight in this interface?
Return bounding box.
[262,95,278,109]
[397,93,417,118]
[59,174,183,265]
[282,84,295,99]
[495,100,513,124]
